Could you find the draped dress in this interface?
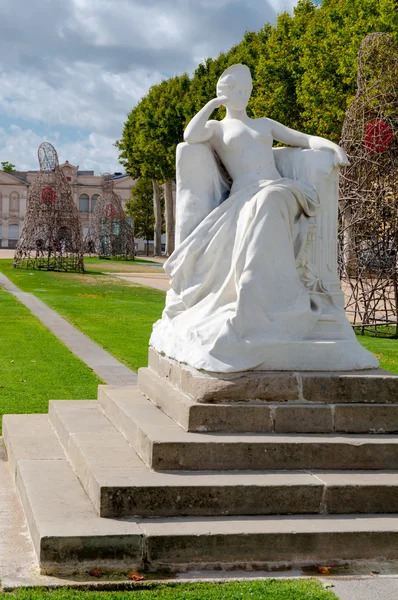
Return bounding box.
[150,131,324,373]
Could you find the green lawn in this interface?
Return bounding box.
[0,580,337,599]
[0,259,165,373]
[1,257,396,374]
[355,334,398,373]
[84,256,163,273]
[0,289,100,434]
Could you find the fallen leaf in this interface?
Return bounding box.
[20,379,26,383]
[89,569,102,578]
[127,571,145,581]
[317,566,332,575]
[31,360,36,363]
[10,360,14,364]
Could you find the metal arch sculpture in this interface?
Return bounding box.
[89,173,134,260]
[339,33,398,335]
[13,142,84,272]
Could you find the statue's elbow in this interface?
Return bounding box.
[183,130,195,144]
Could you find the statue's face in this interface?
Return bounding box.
[217,75,252,111]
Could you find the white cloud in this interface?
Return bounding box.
[0,0,298,172]
[0,126,120,173]
[0,65,161,138]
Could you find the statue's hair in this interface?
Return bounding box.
[217,64,252,88]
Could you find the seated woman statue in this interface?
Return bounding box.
[150,64,378,373]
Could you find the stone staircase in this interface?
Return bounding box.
[4,349,398,575]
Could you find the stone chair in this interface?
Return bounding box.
[175,142,344,310]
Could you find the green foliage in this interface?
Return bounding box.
[0,259,165,374]
[117,74,191,182]
[296,0,398,140]
[117,0,398,176]
[252,1,316,130]
[126,178,155,242]
[0,579,338,599]
[1,161,16,172]
[0,288,100,434]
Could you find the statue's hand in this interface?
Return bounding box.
[208,95,228,109]
[333,146,350,167]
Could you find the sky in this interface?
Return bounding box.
[0,0,297,174]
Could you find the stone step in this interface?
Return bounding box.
[48,400,398,518]
[2,413,143,575]
[148,348,398,404]
[140,514,398,572]
[99,387,398,471]
[137,368,398,433]
[4,412,398,573]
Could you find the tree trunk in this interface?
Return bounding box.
[152,179,162,256]
[163,180,175,256]
[131,217,135,260]
[342,204,357,276]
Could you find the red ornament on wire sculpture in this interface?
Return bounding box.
[364,119,393,153]
[41,187,56,205]
[105,203,116,218]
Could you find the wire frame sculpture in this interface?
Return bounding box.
[89,173,134,260]
[339,33,398,336]
[14,142,84,272]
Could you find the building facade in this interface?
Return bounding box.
[0,161,136,249]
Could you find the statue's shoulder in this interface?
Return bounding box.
[253,116,274,132]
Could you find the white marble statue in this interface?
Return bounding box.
[150,64,378,373]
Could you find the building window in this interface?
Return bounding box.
[0,191,2,216]
[79,193,89,212]
[83,227,90,239]
[91,194,99,212]
[9,191,19,213]
[8,224,19,240]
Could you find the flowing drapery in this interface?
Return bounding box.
[150,177,324,372]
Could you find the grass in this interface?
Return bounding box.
[84,256,164,273]
[0,289,100,434]
[0,259,166,373]
[1,256,395,374]
[0,580,337,599]
[355,333,398,373]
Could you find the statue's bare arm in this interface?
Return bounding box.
[264,118,349,166]
[184,97,227,144]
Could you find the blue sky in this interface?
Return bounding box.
[0,0,297,174]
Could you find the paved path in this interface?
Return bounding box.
[0,250,14,259]
[325,577,398,599]
[109,271,170,292]
[0,272,137,385]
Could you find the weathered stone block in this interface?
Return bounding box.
[302,370,398,403]
[274,405,334,433]
[334,404,398,433]
[147,349,300,403]
[321,472,398,514]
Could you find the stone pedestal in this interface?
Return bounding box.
[3,350,398,574]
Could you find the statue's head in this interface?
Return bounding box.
[216,64,252,111]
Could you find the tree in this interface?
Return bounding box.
[117,74,191,255]
[118,0,398,256]
[163,180,174,255]
[251,2,316,131]
[125,178,155,256]
[1,161,16,172]
[297,0,398,140]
